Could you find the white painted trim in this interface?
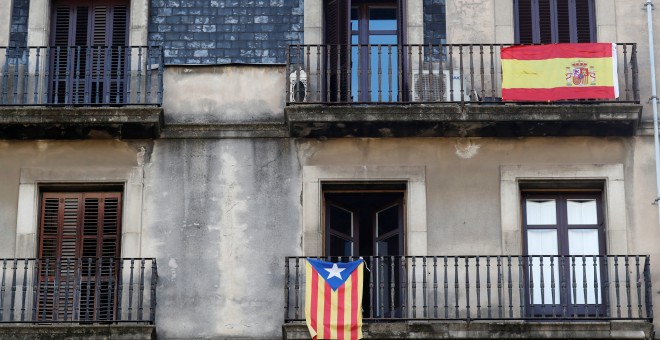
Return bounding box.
[500,164,628,255]
[15,166,145,258]
[302,165,427,256]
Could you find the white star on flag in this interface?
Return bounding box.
[324,263,346,280]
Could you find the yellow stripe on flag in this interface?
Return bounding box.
[304,264,316,338]
[502,57,614,89]
[343,281,352,339]
[317,281,325,339]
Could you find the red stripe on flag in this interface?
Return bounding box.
[311,270,319,335]
[501,43,612,60]
[502,86,616,101]
[351,270,359,340]
[324,281,332,338]
[337,283,345,340]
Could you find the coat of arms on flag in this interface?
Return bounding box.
[305,258,364,340]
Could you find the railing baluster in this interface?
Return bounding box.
[95,47,102,104]
[391,256,396,316]
[12,47,19,104]
[401,257,407,318]
[422,257,427,317]
[465,257,471,320]
[514,256,519,318]
[411,257,416,318]
[603,256,610,317]
[64,47,71,104]
[369,257,374,318]
[582,255,588,317]
[126,47,132,104]
[0,259,6,321]
[74,258,81,321]
[448,45,454,101]
[387,45,393,102]
[377,45,382,102]
[454,256,459,318]
[116,46,123,104]
[636,255,642,318]
[62,258,70,321]
[10,259,17,321]
[31,259,39,321]
[150,259,158,323]
[593,255,600,317]
[284,257,290,320]
[138,259,145,321]
[305,46,311,102]
[644,256,653,319]
[22,48,29,104]
[117,260,124,321]
[550,256,556,317]
[107,258,114,320]
[496,256,502,319]
[458,45,464,102]
[479,45,485,100]
[476,256,481,319]
[128,259,134,320]
[539,256,545,311]
[74,46,81,104]
[1,48,9,104]
[614,256,621,318]
[20,259,28,321]
[41,259,50,321]
[560,256,567,317]
[379,256,385,318]
[145,47,152,105]
[622,44,630,101]
[33,47,41,104]
[84,46,90,104]
[294,257,300,319]
[506,256,513,319]
[95,258,102,321]
[443,256,448,319]
[625,256,632,318]
[571,256,577,318]
[136,47,142,105]
[433,257,438,318]
[468,45,474,101]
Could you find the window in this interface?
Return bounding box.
[50,0,130,104]
[323,184,405,317]
[522,192,606,316]
[38,191,122,321]
[324,0,404,102]
[514,0,595,44]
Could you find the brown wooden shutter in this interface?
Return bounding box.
[38,191,122,321]
[538,0,553,43]
[555,0,571,43]
[324,0,350,102]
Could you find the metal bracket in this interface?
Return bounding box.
[644,1,654,9]
[653,197,660,205]
[649,95,659,103]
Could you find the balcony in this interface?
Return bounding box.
[283,255,653,339]
[0,46,164,139]
[0,258,157,338]
[285,44,642,138]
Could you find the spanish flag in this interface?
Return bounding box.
[501,43,619,101]
[305,258,364,340]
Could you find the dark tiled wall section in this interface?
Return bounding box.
[423,0,446,45]
[149,0,304,64]
[9,0,29,47]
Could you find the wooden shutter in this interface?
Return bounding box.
[50,0,129,104]
[324,0,350,102]
[574,0,595,42]
[38,192,122,321]
[515,0,534,44]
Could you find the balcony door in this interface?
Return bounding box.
[38,191,122,321]
[324,189,404,318]
[324,0,404,103]
[50,0,129,104]
[522,192,607,317]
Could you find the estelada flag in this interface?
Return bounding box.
[501,43,619,101]
[305,258,364,340]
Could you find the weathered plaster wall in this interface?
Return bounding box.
[142,139,301,339]
[0,140,146,258]
[162,65,286,124]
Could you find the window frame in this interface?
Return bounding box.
[514,0,596,44]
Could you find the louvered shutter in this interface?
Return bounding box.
[324,0,350,102]
[38,192,122,321]
[574,0,594,42]
[538,0,553,43]
[515,0,534,44]
[50,0,129,104]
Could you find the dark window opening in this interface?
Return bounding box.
[514,0,595,44]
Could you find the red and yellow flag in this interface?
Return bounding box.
[305,259,364,340]
[501,43,619,101]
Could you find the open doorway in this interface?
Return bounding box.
[323,182,405,317]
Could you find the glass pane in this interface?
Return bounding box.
[368,37,398,102]
[369,8,397,31]
[329,204,353,237]
[567,199,597,225]
[526,199,557,225]
[329,234,353,256]
[351,36,359,101]
[376,204,399,236]
[527,229,559,305]
[351,8,359,31]
[377,234,399,256]
[568,229,601,304]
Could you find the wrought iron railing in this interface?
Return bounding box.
[284,255,652,322]
[0,258,157,323]
[0,46,163,106]
[286,43,639,104]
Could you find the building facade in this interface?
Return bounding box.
[0,0,659,339]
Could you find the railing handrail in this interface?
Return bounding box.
[285,42,639,105]
[284,255,652,322]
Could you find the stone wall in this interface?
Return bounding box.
[148,0,304,64]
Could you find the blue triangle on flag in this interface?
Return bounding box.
[307,258,363,291]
